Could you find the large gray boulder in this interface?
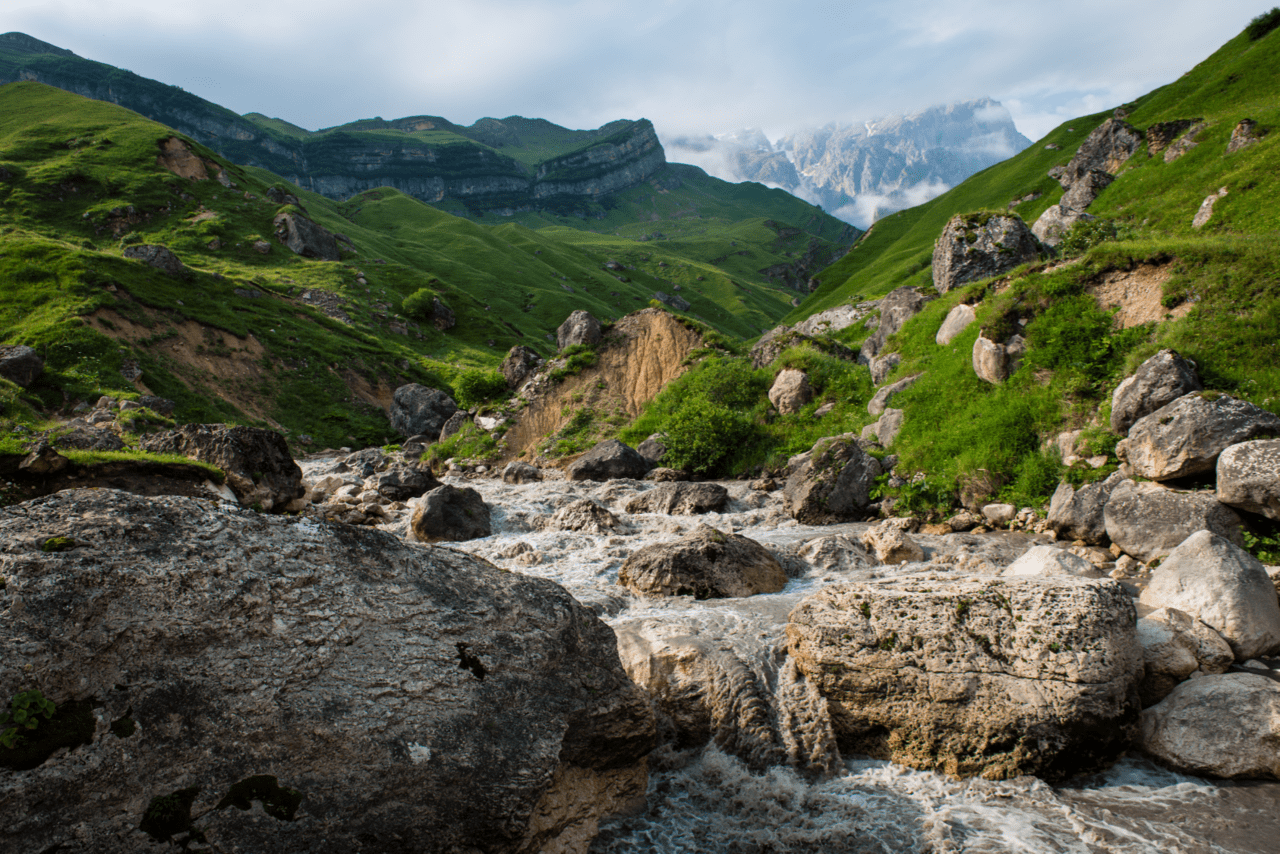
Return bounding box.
[1139,530,1280,661]
[1123,392,1280,481]
[1054,117,1143,189]
[783,436,882,524]
[272,212,340,261]
[1135,607,1233,707]
[625,482,729,515]
[389,384,458,439]
[1140,673,1280,779]
[931,213,1044,294]
[551,498,624,534]
[619,524,787,599]
[557,310,603,350]
[859,287,930,361]
[500,345,543,388]
[373,464,441,502]
[1110,349,1202,434]
[1001,545,1099,578]
[139,424,304,511]
[566,439,649,482]
[1217,439,1280,520]
[1103,480,1243,562]
[410,484,492,542]
[1031,205,1094,247]
[787,576,1143,781]
[1046,472,1126,545]
[861,408,905,448]
[0,344,44,388]
[768,368,813,414]
[0,489,655,853]
[1059,168,1115,210]
[869,352,902,386]
[972,334,1026,384]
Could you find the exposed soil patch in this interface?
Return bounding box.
[156,137,209,181]
[1089,263,1192,329]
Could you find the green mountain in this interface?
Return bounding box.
[0,79,843,448]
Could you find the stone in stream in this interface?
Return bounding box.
[410,484,492,542]
[567,439,649,482]
[625,482,729,515]
[0,488,655,853]
[787,576,1143,781]
[619,524,787,599]
[783,435,882,524]
[552,498,625,534]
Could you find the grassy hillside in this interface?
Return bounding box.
[604,18,1280,535]
[0,81,832,447]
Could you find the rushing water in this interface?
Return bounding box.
[303,460,1280,853]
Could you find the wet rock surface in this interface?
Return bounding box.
[0,488,655,854]
[619,524,788,599]
[625,482,729,515]
[567,439,649,482]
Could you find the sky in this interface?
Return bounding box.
[3,1,1271,144]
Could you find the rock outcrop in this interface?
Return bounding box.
[139,423,304,511]
[618,525,787,599]
[122,244,185,275]
[410,484,492,542]
[566,439,649,482]
[787,576,1143,781]
[1140,673,1280,778]
[1110,349,1202,434]
[1122,393,1280,481]
[557,310,603,350]
[389,384,459,439]
[859,286,930,361]
[931,213,1044,294]
[1103,480,1242,562]
[867,373,920,416]
[0,344,44,387]
[1053,118,1143,189]
[272,212,340,261]
[1138,531,1280,660]
[500,345,543,388]
[783,436,882,524]
[0,489,655,854]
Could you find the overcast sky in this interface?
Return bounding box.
[4,1,1270,143]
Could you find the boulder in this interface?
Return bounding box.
[18,441,69,474]
[1110,349,1202,434]
[859,520,923,565]
[935,304,977,345]
[1138,531,1280,660]
[566,439,648,482]
[625,482,729,515]
[635,434,667,466]
[931,213,1044,294]
[787,576,1143,781]
[972,335,1025,384]
[1001,545,1099,578]
[428,296,456,331]
[502,461,543,484]
[1059,169,1114,211]
[1136,607,1233,706]
[0,489,655,854]
[869,352,902,386]
[139,424,303,511]
[551,499,623,534]
[1217,439,1280,520]
[1123,392,1280,481]
[1031,205,1094,247]
[796,534,878,572]
[863,408,905,447]
[438,409,470,442]
[1054,118,1143,188]
[644,467,687,483]
[374,465,440,502]
[867,373,921,416]
[1104,480,1242,562]
[389,384,458,439]
[410,484,492,543]
[619,525,787,599]
[783,436,882,524]
[557,310,603,350]
[1191,187,1229,229]
[1227,118,1261,154]
[768,368,813,414]
[1046,472,1125,545]
[0,344,44,387]
[272,212,340,261]
[859,287,930,360]
[122,244,185,275]
[500,345,543,388]
[982,503,1017,526]
[1140,673,1280,779]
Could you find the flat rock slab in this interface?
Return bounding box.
[787,575,1142,781]
[0,489,654,854]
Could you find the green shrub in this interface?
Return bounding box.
[662,397,754,476]
[1058,218,1122,257]
[1001,448,1064,508]
[1247,7,1280,40]
[423,422,498,469]
[452,368,508,408]
[401,288,437,319]
[546,344,599,383]
[1,690,56,749]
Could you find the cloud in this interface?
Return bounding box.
[834,179,952,229]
